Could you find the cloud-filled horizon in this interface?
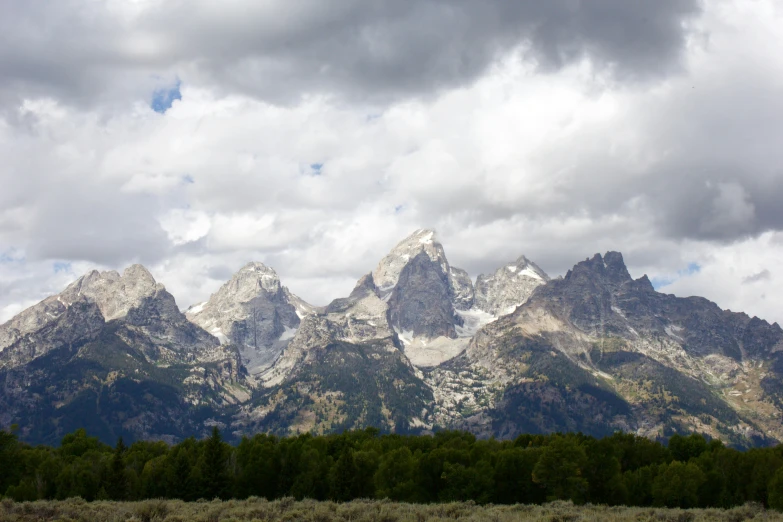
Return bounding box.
[1,0,783,325]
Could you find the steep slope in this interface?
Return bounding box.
[388,251,462,339]
[430,252,783,446]
[186,262,313,374]
[238,273,433,435]
[370,229,479,366]
[0,265,173,368]
[238,230,556,436]
[0,266,250,445]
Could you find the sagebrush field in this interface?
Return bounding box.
[0,498,779,522]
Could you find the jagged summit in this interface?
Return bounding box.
[71,264,164,321]
[372,229,449,295]
[7,238,783,448]
[0,264,165,358]
[187,262,282,316]
[0,262,248,443]
[564,251,633,287]
[474,255,550,316]
[186,261,312,374]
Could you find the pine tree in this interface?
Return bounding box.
[169,449,194,500]
[330,448,357,501]
[202,426,230,499]
[105,437,128,500]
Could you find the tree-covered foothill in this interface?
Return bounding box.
[2,427,783,509]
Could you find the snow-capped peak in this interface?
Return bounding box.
[372,229,449,292]
[474,255,549,316]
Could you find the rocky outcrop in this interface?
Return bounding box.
[260,273,397,388]
[372,229,449,296]
[388,251,463,339]
[0,265,191,369]
[448,267,475,310]
[474,255,549,316]
[446,251,783,446]
[186,262,311,374]
[0,264,250,445]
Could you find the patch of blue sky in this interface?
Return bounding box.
[53,262,72,274]
[0,250,24,264]
[151,79,182,114]
[651,262,701,290]
[310,163,323,176]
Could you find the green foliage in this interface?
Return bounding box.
[374,447,417,501]
[493,447,545,504]
[199,426,230,500]
[4,426,783,509]
[105,437,129,500]
[329,448,357,501]
[0,428,22,495]
[652,461,706,508]
[532,435,589,502]
[669,433,709,462]
[769,467,783,511]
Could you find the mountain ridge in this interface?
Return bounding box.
[2,232,782,448]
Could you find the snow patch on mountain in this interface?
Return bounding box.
[455,308,497,337]
[474,255,549,316]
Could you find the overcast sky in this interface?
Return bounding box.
[1,0,782,325]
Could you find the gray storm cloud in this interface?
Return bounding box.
[1,0,783,327]
[0,0,700,108]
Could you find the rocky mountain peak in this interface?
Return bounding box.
[186,262,307,374]
[223,262,282,298]
[566,252,632,287]
[633,274,656,292]
[0,264,164,354]
[0,263,226,374]
[448,267,475,310]
[122,264,157,286]
[474,255,549,316]
[372,229,449,295]
[60,264,163,322]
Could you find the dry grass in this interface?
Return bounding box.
[0,497,779,522]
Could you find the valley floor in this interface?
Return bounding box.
[0,498,777,522]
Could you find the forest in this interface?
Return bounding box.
[3,426,783,511]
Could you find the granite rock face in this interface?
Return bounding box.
[388,251,463,340]
[443,251,783,446]
[186,262,312,374]
[0,265,249,445]
[5,234,783,448]
[241,271,433,436]
[259,272,397,388]
[0,265,203,369]
[474,255,549,316]
[371,229,472,340]
[448,267,475,310]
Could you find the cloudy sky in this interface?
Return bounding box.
[1,0,782,325]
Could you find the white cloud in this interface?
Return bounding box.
[659,233,783,325]
[1,0,783,327]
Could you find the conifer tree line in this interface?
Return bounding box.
[4,427,783,509]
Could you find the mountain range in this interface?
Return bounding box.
[1,229,782,447]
